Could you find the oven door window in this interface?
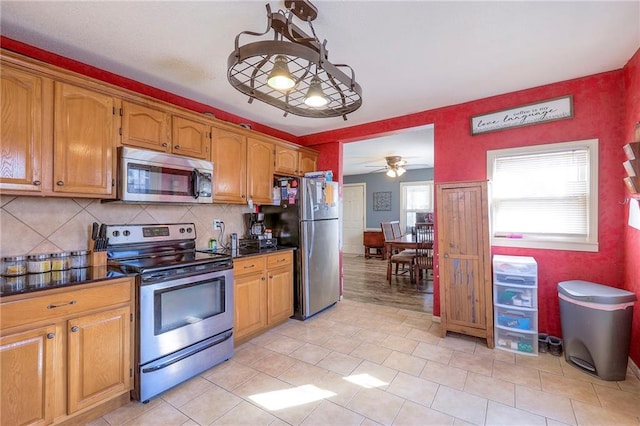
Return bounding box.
[154,277,225,335]
[127,162,191,196]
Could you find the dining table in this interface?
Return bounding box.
[384,234,433,281]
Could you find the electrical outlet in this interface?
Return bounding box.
[213,219,222,230]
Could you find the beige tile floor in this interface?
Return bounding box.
[89,300,640,426]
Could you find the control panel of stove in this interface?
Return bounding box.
[106,223,196,245]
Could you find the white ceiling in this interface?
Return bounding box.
[1,1,638,176]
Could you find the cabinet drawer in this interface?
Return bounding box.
[1,279,132,330]
[494,284,536,309]
[267,251,293,269]
[234,256,266,276]
[496,306,536,331]
[496,329,536,355]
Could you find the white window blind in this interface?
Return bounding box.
[400,181,433,232]
[487,139,598,252]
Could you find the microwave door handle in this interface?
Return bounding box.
[191,169,200,199]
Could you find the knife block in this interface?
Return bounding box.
[90,250,107,267]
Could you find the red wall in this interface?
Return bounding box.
[622,48,640,363]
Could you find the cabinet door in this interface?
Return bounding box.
[121,100,171,153]
[1,325,56,426]
[234,272,267,340]
[0,65,46,193]
[246,137,274,205]
[54,82,118,196]
[211,127,247,203]
[172,116,210,160]
[274,145,298,175]
[298,150,318,175]
[267,266,293,325]
[437,181,493,347]
[67,306,131,414]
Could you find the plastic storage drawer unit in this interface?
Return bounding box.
[558,280,637,381]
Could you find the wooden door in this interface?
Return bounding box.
[234,272,267,340]
[246,137,274,205]
[343,184,365,254]
[298,150,318,175]
[172,116,210,160]
[121,100,171,152]
[211,127,247,203]
[437,180,493,347]
[274,145,298,175]
[67,306,131,413]
[0,65,47,193]
[1,325,56,426]
[54,82,118,196]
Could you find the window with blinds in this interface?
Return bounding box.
[400,181,434,233]
[487,139,598,252]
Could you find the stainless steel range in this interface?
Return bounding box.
[107,223,233,403]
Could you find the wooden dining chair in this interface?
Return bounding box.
[413,222,434,286]
[381,221,415,284]
[390,220,402,238]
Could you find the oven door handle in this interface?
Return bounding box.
[141,330,232,373]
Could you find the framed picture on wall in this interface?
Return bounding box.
[373,191,392,211]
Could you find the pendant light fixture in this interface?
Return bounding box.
[227,0,362,119]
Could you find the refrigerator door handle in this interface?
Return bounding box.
[306,180,315,222]
[309,220,314,259]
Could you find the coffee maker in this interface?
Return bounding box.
[242,213,277,249]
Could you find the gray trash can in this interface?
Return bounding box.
[558,280,637,381]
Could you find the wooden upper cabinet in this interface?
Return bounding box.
[0,65,47,193]
[298,149,318,175]
[247,137,274,205]
[121,100,171,153]
[54,82,119,197]
[274,145,298,175]
[211,127,247,203]
[172,116,211,160]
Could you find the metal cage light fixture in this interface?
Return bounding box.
[227,0,362,119]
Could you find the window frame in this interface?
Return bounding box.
[486,139,599,252]
[400,180,434,233]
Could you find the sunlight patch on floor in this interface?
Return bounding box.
[249,385,336,410]
[343,373,388,389]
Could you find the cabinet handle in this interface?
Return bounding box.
[241,194,246,199]
[47,300,77,309]
[244,264,255,269]
[261,276,265,281]
[162,143,168,148]
[269,275,273,279]
[174,145,180,150]
[47,333,55,339]
[56,180,64,186]
[71,326,79,333]
[33,180,41,186]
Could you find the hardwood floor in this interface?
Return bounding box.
[342,254,433,313]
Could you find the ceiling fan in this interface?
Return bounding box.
[367,156,409,177]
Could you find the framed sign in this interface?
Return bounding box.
[373,191,392,211]
[470,95,573,135]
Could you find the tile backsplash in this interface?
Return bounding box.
[0,196,251,257]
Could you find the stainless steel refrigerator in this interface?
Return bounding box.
[262,177,340,320]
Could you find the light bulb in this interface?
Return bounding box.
[396,167,406,176]
[386,168,396,177]
[267,55,295,91]
[304,76,328,107]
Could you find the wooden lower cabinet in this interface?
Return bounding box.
[0,278,134,425]
[437,180,494,348]
[1,325,56,426]
[233,251,293,345]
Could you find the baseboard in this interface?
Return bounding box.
[432,316,441,323]
[629,357,640,380]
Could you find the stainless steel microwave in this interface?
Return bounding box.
[116,147,213,204]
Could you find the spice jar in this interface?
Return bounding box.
[28,272,51,288]
[51,252,71,271]
[1,255,28,276]
[70,250,90,269]
[27,254,51,274]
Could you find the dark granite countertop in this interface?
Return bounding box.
[0,266,132,298]
[1,246,296,298]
